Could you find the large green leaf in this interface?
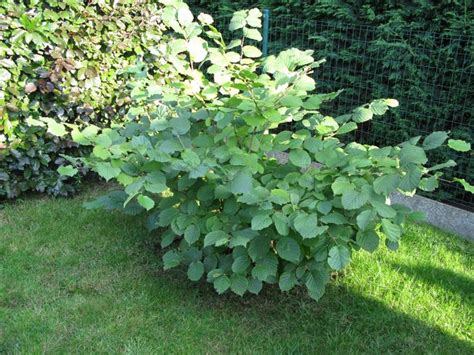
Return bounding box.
[356,230,379,252]
[137,194,155,211]
[289,149,311,168]
[270,189,290,205]
[423,131,448,150]
[230,170,253,194]
[184,224,200,245]
[448,139,471,152]
[356,209,377,230]
[373,174,400,195]
[170,116,191,135]
[276,237,301,263]
[251,213,272,231]
[230,274,248,296]
[187,261,204,281]
[381,219,402,241]
[214,275,230,294]
[279,271,297,292]
[341,190,369,210]
[242,45,262,58]
[305,269,329,300]
[204,230,229,247]
[232,255,251,274]
[294,212,319,239]
[399,144,428,166]
[328,245,351,270]
[163,250,181,270]
[272,212,289,236]
[57,165,78,177]
[96,163,121,181]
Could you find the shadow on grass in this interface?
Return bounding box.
[145,245,473,353]
[389,262,474,304]
[3,202,472,353]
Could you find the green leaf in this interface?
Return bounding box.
[423,131,448,150]
[381,219,402,241]
[184,224,200,245]
[248,278,263,294]
[356,230,380,252]
[246,8,262,27]
[294,212,319,239]
[187,261,204,281]
[229,11,246,31]
[336,122,358,135]
[251,213,272,231]
[232,255,251,274]
[57,165,78,177]
[96,162,121,181]
[279,271,297,292]
[428,160,456,172]
[371,201,397,218]
[92,146,110,160]
[356,209,377,230]
[400,144,428,166]
[204,230,229,247]
[420,176,438,192]
[214,275,230,294]
[251,255,278,281]
[169,116,190,135]
[272,212,289,236]
[352,107,373,123]
[43,118,67,137]
[242,45,262,58]
[137,194,155,211]
[276,237,301,263]
[230,170,253,194]
[281,95,303,108]
[341,190,369,210]
[243,27,262,41]
[187,37,207,62]
[182,149,200,167]
[305,269,329,300]
[163,250,181,270]
[373,174,400,195]
[270,189,290,205]
[289,149,311,168]
[230,274,248,296]
[399,165,422,191]
[328,245,351,271]
[331,177,354,195]
[448,139,471,152]
[454,178,474,193]
[177,7,193,26]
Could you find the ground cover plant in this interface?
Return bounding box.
[43,1,472,300]
[1,186,473,353]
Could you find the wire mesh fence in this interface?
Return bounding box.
[213,12,473,209]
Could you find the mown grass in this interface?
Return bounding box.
[1,185,473,354]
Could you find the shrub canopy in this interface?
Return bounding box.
[47,1,471,299]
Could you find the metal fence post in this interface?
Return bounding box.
[262,9,270,56]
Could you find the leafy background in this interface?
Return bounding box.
[189,0,474,208]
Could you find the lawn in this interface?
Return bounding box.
[1,185,473,354]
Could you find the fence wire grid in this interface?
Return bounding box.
[213,13,473,209]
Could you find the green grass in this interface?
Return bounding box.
[1,185,473,354]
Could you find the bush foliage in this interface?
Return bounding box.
[0,0,167,198]
[48,2,471,300]
[190,0,474,205]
